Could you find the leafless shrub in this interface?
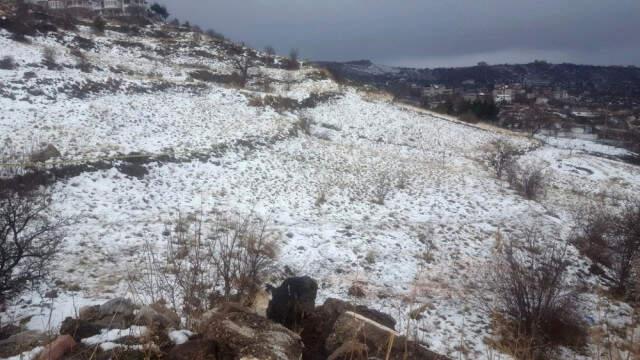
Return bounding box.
[485,228,587,358]
[572,202,640,298]
[372,174,392,205]
[92,17,106,35]
[70,48,91,73]
[128,212,278,327]
[487,139,518,179]
[42,47,58,70]
[296,116,313,135]
[284,71,295,91]
[0,189,66,305]
[396,171,410,189]
[506,162,547,200]
[0,56,17,70]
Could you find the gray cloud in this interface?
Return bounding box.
[158,0,640,68]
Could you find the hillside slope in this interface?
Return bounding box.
[1,20,639,359]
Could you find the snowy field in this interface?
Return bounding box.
[1,24,639,359]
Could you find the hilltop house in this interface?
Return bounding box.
[27,0,148,16]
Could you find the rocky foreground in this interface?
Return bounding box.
[0,277,448,360]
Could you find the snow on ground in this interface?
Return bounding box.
[1,22,639,359]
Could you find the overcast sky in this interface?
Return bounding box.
[158,0,640,68]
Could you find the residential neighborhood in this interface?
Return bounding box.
[25,0,148,16]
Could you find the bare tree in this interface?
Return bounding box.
[287,48,300,70]
[522,106,552,137]
[0,190,65,305]
[264,45,276,64]
[231,55,254,88]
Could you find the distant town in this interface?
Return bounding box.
[318,60,640,154]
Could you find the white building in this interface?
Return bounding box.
[493,85,514,103]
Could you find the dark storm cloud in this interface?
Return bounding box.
[158,0,640,68]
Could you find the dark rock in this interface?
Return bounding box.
[168,338,220,360]
[0,324,21,341]
[267,276,318,329]
[117,163,148,179]
[0,330,49,358]
[59,317,103,341]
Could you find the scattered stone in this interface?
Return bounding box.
[37,335,76,360]
[44,290,59,299]
[327,340,368,360]
[0,330,49,358]
[30,144,61,163]
[267,276,318,329]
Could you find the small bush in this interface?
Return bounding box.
[487,139,518,179]
[41,47,58,70]
[70,48,91,73]
[296,116,313,135]
[485,228,587,358]
[0,56,17,70]
[506,162,547,200]
[92,17,106,34]
[129,212,278,327]
[572,202,640,298]
[372,174,392,205]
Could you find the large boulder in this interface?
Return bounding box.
[267,276,318,329]
[134,303,181,329]
[300,298,396,360]
[326,312,448,360]
[99,298,136,318]
[204,305,303,360]
[79,298,137,329]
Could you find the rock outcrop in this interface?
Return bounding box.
[267,276,318,329]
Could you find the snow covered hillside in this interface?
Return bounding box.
[1,20,639,359]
